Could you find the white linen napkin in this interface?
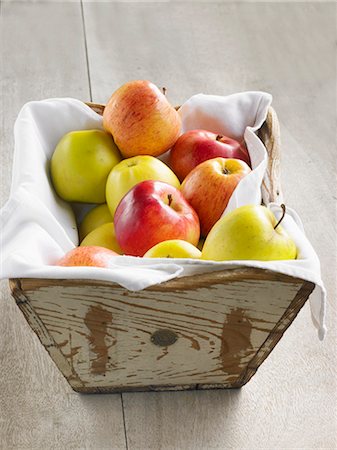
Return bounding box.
[0,94,326,339]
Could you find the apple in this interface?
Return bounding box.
[106,155,180,217]
[51,129,121,203]
[169,129,251,181]
[103,80,181,158]
[144,240,201,259]
[79,204,113,240]
[181,157,251,236]
[202,204,297,261]
[56,246,118,268]
[80,223,122,254]
[114,180,200,257]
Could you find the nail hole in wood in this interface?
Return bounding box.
[151,329,178,347]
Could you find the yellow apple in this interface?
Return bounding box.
[79,204,113,240]
[106,155,180,216]
[202,204,297,261]
[144,240,201,259]
[80,222,122,254]
[51,129,121,203]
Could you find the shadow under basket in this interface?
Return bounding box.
[9,104,315,394]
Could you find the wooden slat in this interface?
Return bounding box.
[18,267,310,291]
[0,3,126,449]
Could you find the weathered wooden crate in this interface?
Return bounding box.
[9,104,315,393]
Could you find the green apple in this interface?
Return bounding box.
[80,222,122,254]
[51,129,121,203]
[144,240,201,259]
[202,204,297,261]
[106,155,180,216]
[79,204,113,240]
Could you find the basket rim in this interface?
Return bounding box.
[10,267,313,293]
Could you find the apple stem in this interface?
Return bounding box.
[216,134,223,141]
[274,204,286,230]
[167,193,173,206]
[162,87,167,96]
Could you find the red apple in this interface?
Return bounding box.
[56,246,118,268]
[181,158,251,236]
[103,80,181,158]
[169,129,251,181]
[114,180,200,257]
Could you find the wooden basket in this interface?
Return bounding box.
[9,104,315,394]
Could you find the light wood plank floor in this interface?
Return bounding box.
[1,2,336,449]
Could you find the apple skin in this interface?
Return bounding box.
[181,157,251,236]
[114,180,200,257]
[51,129,121,203]
[202,204,297,261]
[106,155,180,217]
[79,204,113,241]
[169,130,251,181]
[56,246,118,268]
[103,80,181,158]
[80,222,122,254]
[144,240,201,259]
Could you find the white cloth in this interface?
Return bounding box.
[0,94,326,340]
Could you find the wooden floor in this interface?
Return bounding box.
[1,2,336,449]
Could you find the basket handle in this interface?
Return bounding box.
[258,106,283,205]
[85,102,283,205]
